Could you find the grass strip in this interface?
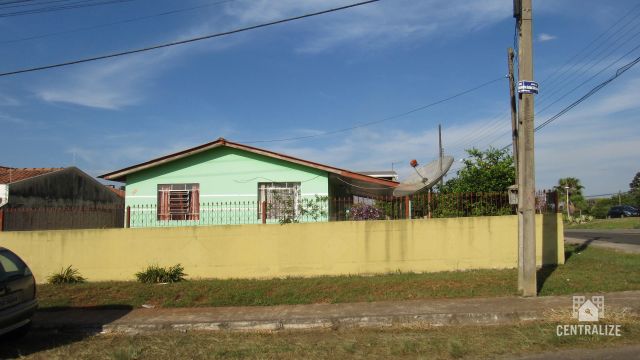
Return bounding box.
[566,217,640,230]
[3,321,640,359]
[37,244,640,309]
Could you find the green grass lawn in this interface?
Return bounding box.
[36,244,640,309]
[3,321,639,359]
[566,217,640,230]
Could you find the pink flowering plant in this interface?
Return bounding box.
[349,203,384,221]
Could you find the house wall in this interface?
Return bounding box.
[0,214,564,284]
[124,147,329,226]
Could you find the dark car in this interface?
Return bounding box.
[607,205,640,218]
[0,247,37,337]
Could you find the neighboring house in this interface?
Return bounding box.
[99,138,398,227]
[357,171,398,182]
[0,166,124,230]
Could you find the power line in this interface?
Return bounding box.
[0,0,381,77]
[534,53,640,132]
[242,76,505,144]
[0,0,235,45]
[0,0,136,17]
[536,22,640,113]
[489,41,640,151]
[476,6,640,152]
[536,2,640,90]
[498,52,640,151]
[0,0,99,9]
[535,40,640,118]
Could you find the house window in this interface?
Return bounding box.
[258,182,301,220]
[157,183,200,221]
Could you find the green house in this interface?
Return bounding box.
[100,138,397,227]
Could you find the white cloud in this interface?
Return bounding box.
[35,52,171,110]
[0,113,26,124]
[33,10,240,110]
[0,93,20,106]
[32,0,511,109]
[537,33,557,42]
[225,0,510,53]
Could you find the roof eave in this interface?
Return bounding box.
[99,138,399,188]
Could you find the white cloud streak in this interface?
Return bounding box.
[33,0,512,109]
[225,0,510,53]
[537,33,557,42]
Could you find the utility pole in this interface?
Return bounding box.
[515,0,537,297]
[507,47,523,292]
[438,124,444,188]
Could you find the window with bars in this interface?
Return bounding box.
[157,183,200,221]
[257,182,301,220]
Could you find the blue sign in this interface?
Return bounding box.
[518,80,539,94]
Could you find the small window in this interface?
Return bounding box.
[258,182,301,220]
[157,184,200,221]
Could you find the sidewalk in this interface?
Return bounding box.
[33,291,640,334]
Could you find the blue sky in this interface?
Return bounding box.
[1,0,639,195]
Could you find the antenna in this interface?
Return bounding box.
[393,155,454,197]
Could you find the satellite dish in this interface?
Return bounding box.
[393,155,454,197]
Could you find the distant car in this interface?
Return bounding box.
[0,247,37,338]
[607,205,640,218]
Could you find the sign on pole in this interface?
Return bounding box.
[518,80,539,94]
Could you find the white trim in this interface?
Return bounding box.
[127,195,156,198]
[302,193,328,196]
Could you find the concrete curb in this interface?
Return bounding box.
[33,311,547,334]
[32,291,640,334]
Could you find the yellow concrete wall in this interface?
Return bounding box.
[0,214,564,283]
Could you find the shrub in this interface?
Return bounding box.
[565,214,594,224]
[47,265,86,284]
[135,264,186,283]
[349,203,384,220]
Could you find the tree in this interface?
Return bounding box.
[554,177,586,213]
[439,147,515,193]
[630,172,640,192]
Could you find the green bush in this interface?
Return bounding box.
[47,265,86,284]
[135,264,186,283]
[565,214,594,224]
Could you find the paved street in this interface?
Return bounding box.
[565,229,640,254]
[565,229,640,245]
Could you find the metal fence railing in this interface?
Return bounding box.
[0,190,559,230]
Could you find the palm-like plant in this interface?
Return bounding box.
[554,177,585,214]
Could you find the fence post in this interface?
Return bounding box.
[126,206,131,228]
[404,196,410,219]
[427,191,432,219]
[261,201,267,224]
[0,208,4,231]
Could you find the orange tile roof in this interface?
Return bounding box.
[0,166,64,184]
